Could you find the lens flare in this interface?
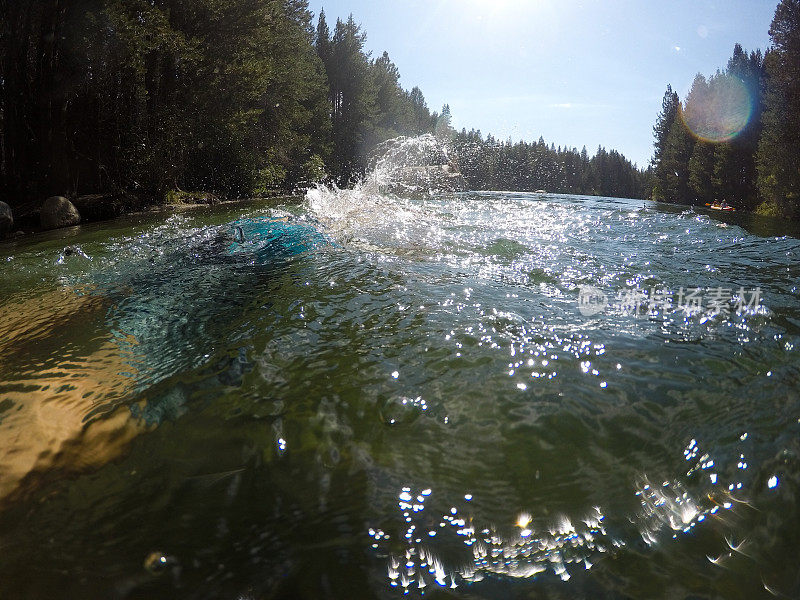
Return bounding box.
[681,74,753,143]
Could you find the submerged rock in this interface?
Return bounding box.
[0,201,12,239]
[40,196,80,230]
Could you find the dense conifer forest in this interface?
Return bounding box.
[7,0,798,215]
[650,0,800,217]
[453,131,650,199]
[0,1,651,211]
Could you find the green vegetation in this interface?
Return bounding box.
[757,0,800,219]
[755,199,782,217]
[651,0,800,217]
[314,11,441,183]
[0,2,436,208]
[651,47,766,209]
[164,190,220,206]
[0,1,653,212]
[453,132,650,199]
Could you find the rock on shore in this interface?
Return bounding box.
[40,196,81,230]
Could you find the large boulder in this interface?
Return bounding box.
[0,201,12,239]
[40,196,81,230]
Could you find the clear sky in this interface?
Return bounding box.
[307,0,778,168]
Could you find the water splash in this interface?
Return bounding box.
[367,134,465,196]
[305,135,465,239]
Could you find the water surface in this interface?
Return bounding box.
[1,188,799,600]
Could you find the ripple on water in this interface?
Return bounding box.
[0,191,799,599]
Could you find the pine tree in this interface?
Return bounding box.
[661,112,696,204]
[689,141,717,202]
[714,46,765,209]
[319,15,377,182]
[370,51,412,142]
[407,87,432,135]
[757,0,800,217]
[651,85,681,200]
[435,104,455,141]
[451,130,648,197]
[682,74,711,141]
[315,9,332,67]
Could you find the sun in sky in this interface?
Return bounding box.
[463,0,532,15]
[453,0,556,32]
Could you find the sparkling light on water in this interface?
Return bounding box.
[375,487,619,591]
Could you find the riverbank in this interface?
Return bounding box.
[0,190,294,241]
[647,195,788,217]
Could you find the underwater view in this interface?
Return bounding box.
[1,136,799,599]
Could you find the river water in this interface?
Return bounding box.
[2,150,800,599]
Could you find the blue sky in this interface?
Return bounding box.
[308,0,778,168]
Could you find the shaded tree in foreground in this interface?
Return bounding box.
[757,0,800,217]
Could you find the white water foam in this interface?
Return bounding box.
[305,135,463,243]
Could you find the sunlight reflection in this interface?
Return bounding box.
[371,432,764,595]
[374,487,620,594]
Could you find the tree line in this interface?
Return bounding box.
[651,0,800,217]
[1,1,652,211]
[452,130,650,199]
